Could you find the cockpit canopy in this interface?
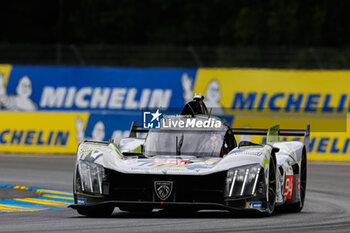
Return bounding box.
[144,115,236,157]
[144,128,225,157]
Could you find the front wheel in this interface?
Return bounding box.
[265,153,277,216]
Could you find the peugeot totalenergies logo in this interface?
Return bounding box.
[154,181,173,201]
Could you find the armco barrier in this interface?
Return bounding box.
[1,65,350,161]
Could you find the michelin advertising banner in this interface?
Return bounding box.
[192,68,350,161]
[1,64,350,161]
[0,112,89,153]
[0,65,196,153]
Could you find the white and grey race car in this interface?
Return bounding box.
[69,96,309,217]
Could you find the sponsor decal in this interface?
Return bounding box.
[121,156,138,162]
[77,198,86,205]
[126,159,190,171]
[230,150,264,157]
[154,181,173,201]
[152,159,188,165]
[204,158,221,164]
[246,201,262,209]
[185,162,214,171]
[152,165,186,170]
[283,175,294,199]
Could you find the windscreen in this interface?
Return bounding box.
[144,129,225,157]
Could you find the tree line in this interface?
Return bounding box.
[1,0,349,47]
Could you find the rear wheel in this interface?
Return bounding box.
[286,147,307,212]
[76,205,114,217]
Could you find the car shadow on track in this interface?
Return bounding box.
[72,208,301,219]
[115,211,261,219]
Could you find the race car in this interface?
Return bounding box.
[69,96,309,217]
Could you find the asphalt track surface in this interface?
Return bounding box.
[0,153,350,233]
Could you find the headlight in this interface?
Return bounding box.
[225,164,263,198]
[78,160,105,194]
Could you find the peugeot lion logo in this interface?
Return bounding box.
[154,181,173,200]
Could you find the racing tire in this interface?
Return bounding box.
[76,205,114,217]
[286,147,307,212]
[265,153,277,216]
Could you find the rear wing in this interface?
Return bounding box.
[129,121,310,152]
[129,121,149,138]
[232,125,310,152]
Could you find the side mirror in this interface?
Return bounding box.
[122,152,146,158]
[272,147,280,154]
